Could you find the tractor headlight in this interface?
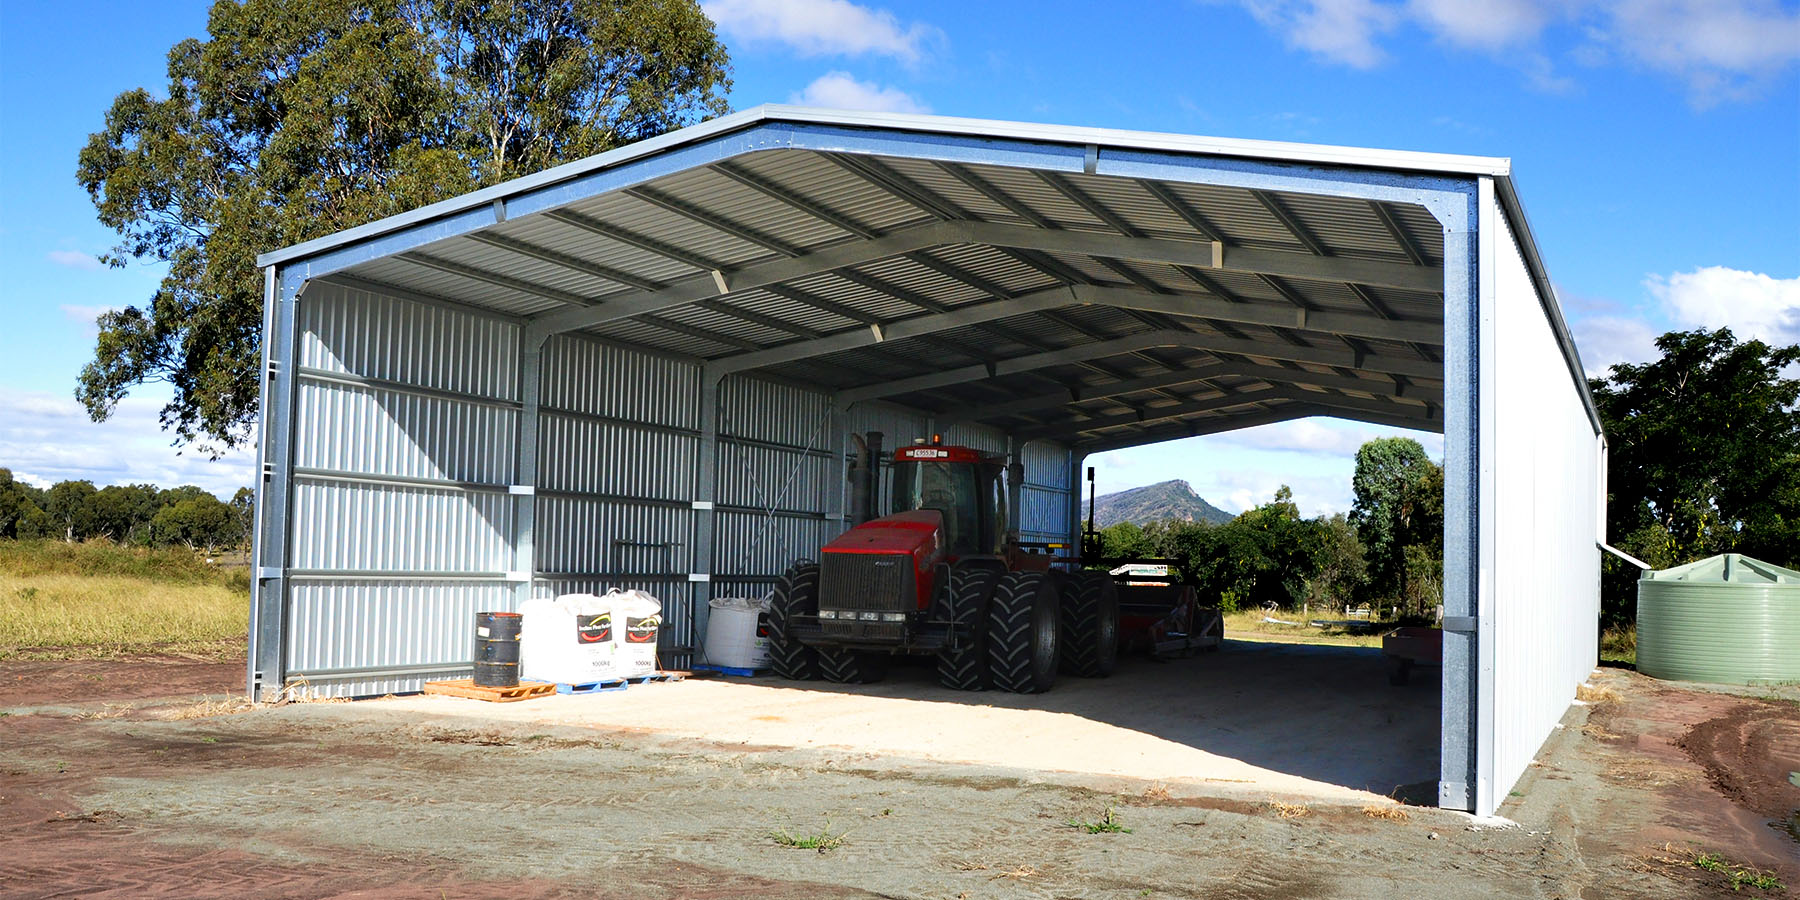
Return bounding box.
[880,613,906,623]
[818,609,838,619]
[858,611,881,621]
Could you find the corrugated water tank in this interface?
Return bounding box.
[1636,553,1800,685]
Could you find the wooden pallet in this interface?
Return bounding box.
[556,678,630,695]
[624,671,686,684]
[421,678,556,703]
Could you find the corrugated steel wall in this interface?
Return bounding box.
[1020,440,1075,546]
[278,288,1085,695]
[1487,204,1602,803]
[536,334,702,665]
[286,282,521,696]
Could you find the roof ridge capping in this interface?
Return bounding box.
[257,104,1511,267]
[758,104,1513,177]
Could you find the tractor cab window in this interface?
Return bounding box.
[893,461,980,556]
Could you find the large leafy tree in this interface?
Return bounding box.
[76,0,731,450]
[1349,437,1444,615]
[1590,327,1800,624]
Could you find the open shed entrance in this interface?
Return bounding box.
[253,108,1606,816]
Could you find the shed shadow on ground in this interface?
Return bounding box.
[729,639,1440,800]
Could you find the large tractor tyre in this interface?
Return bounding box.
[1059,571,1120,678]
[819,648,891,684]
[767,561,821,681]
[936,566,1000,691]
[985,571,1060,694]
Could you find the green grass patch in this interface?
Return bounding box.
[1067,807,1132,834]
[1600,626,1636,667]
[1,540,248,660]
[1690,850,1784,893]
[770,821,847,853]
[1222,610,1385,648]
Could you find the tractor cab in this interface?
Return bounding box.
[891,439,1007,560]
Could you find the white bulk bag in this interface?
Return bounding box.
[520,593,620,685]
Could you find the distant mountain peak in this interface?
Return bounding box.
[1093,479,1233,528]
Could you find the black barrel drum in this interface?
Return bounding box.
[473,611,523,687]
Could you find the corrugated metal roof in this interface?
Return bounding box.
[260,107,1595,450]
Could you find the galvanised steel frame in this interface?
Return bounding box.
[252,108,1601,816]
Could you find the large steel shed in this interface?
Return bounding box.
[250,106,1605,817]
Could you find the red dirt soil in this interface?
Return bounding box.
[0,656,242,707]
[0,655,879,900]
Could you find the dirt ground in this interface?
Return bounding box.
[2,650,1794,900]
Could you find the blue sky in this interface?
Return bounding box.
[1,0,1796,510]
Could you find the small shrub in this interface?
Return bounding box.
[1361,804,1408,822]
[1067,807,1132,834]
[1268,801,1311,820]
[770,821,847,853]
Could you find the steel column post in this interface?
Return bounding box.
[249,268,305,701]
[690,372,722,657]
[513,340,544,609]
[1439,179,1485,813]
[1066,451,1086,554]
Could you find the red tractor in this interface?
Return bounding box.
[767,436,1122,693]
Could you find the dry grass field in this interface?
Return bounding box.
[0,540,247,660]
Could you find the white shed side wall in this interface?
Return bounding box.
[1488,206,1602,802]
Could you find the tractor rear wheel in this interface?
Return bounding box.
[936,565,999,690]
[819,648,890,684]
[767,560,820,680]
[985,571,1059,693]
[1059,571,1120,678]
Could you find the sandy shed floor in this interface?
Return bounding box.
[387,640,1440,804]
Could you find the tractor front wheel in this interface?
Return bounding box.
[985,571,1059,693]
[1059,571,1120,678]
[767,560,821,680]
[936,565,999,690]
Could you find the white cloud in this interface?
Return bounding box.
[789,71,930,113]
[1648,266,1800,346]
[1215,418,1444,458]
[0,390,253,499]
[48,250,103,271]
[61,304,119,340]
[1570,314,1661,376]
[1407,0,1556,49]
[703,0,942,62]
[1217,0,1800,100]
[1236,0,1401,68]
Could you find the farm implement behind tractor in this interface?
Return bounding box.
[766,434,1222,693]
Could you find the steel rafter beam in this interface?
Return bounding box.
[704,282,1440,378]
[831,156,1164,388]
[1370,200,1430,267]
[1016,384,1435,443]
[1072,401,1440,455]
[706,285,1077,377]
[946,360,1443,424]
[836,328,1442,405]
[1014,386,1285,442]
[527,217,1438,339]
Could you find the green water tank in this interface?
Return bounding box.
[1636,553,1800,685]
